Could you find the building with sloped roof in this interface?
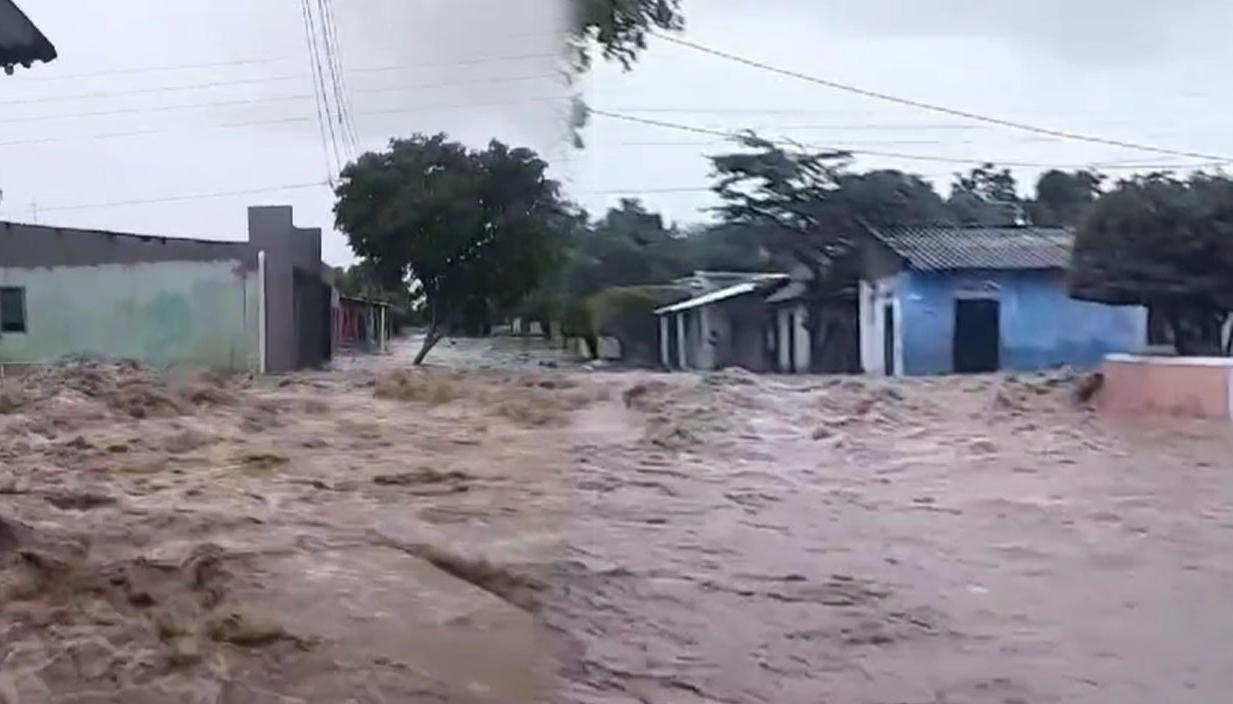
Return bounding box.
[0,0,56,73]
[860,223,1146,375]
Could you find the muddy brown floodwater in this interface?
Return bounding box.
[3,339,1233,703]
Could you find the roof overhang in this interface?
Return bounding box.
[654,274,789,315]
[0,0,56,73]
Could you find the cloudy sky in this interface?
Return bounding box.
[4,1,1232,263]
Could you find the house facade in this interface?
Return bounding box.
[860,224,1147,376]
[0,206,335,373]
[655,273,787,372]
[334,295,390,353]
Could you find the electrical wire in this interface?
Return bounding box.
[587,108,1230,171]
[653,32,1233,163]
[314,0,358,155]
[1,53,562,107]
[0,74,561,125]
[35,182,330,213]
[300,0,343,177]
[0,96,574,149]
[320,0,361,152]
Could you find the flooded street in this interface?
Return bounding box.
[3,338,1233,703]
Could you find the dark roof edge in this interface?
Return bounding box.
[0,220,248,248]
[1,1,57,69]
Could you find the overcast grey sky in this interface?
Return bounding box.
[4,1,1232,263]
[576,0,1233,222]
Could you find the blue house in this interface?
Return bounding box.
[859,224,1146,376]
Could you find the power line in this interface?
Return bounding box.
[2,52,562,107]
[18,38,562,83]
[319,0,361,151]
[0,95,574,149]
[35,182,330,213]
[300,0,340,180]
[0,74,561,125]
[653,33,1233,163]
[313,0,358,156]
[587,108,1230,171]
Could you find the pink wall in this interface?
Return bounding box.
[1098,355,1233,421]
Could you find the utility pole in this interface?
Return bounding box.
[29,199,38,224]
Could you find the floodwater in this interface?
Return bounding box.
[3,339,1233,703]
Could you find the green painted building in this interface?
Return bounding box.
[0,206,332,373]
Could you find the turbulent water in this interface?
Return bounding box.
[2,341,1232,703]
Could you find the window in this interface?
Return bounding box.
[0,287,27,333]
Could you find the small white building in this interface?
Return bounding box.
[653,273,788,372]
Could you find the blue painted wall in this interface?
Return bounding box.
[899,269,1146,375]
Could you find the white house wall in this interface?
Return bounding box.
[860,274,904,375]
[792,304,810,373]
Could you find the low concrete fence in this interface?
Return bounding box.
[1097,354,1233,421]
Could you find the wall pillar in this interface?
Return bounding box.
[675,313,687,370]
[658,315,670,368]
[793,304,810,374]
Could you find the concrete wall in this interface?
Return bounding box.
[0,261,258,370]
[0,221,254,268]
[1098,355,1233,421]
[248,206,327,373]
[0,205,327,373]
[660,296,774,372]
[773,303,811,374]
[899,270,1146,375]
[859,274,904,375]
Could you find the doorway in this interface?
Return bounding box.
[953,298,1000,373]
[882,304,896,376]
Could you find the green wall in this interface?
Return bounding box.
[0,261,259,371]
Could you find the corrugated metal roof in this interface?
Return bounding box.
[654,275,796,315]
[654,282,762,315]
[868,224,1073,272]
[0,0,56,71]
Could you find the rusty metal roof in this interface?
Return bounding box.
[867,224,1074,272]
[0,0,56,72]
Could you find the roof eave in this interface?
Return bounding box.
[1,1,57,73]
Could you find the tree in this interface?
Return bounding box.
[334,134,570,364]
[952,163,1019,202]
[1029,169,1104,228]
[333,260,387,299]
[1070,173,1233,355]
[948,164,1023,225]
[710,134,949,290]
[573,0,685,68]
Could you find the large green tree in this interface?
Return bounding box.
[1071,173,1233,355]
[710,134,948,290]
[334,134,569,364]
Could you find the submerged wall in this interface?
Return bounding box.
[1098,355,1233,421]
[898,270,1146,375]
[0,261,259,370]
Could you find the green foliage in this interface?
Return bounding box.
[952,163,1019,202]
[585,285,691,364]
[1071,173,1233,355]
[710,134,949,289]
[947,164,1023,225]
[333,134,570,363]
[1029,170,1105,227]
[573,0,684,69]
[587,285,688,330]
[333,261,389,300]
